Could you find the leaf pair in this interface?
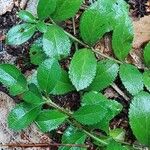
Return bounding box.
[29,59,74,95]
[73,91,122,132]
[37,0,83,21]
[80,0,134,61]
[69,48,119,91]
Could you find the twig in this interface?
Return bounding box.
[111,83,130,102]
[0,143,89,148]
[72,17,78,50]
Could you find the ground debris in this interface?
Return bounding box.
[0,0,14,15]
[0,91,51,150]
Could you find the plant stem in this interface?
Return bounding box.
[64,30,123,65]
[49,18,123,65]
[46,97,108,146]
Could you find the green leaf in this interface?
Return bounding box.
[88,59,119,91]
[119,64,143,95]
[143,70,150,92]
[37,0,56,20]
[80,0,130,46]
[144,42,150,67]
[6,23,36,45]
[80,91,122,129]
[22,84,43,104]
[37,58,61,93]
[36,110,68,132]
[0,64,28,96]
[107,140,128,150]
[51,70,75,95]
[43,25,71,59]
[73,105,107,125]
[109,128,125,141]
[69,49,97,91]
[8,103,41,131]
[36,21,48,33]
[52,0,83,22]
[29,38,47,65]
[18,10,37,23]
[112,18,133,61]
[59,126,87,150]
[80,9,111,46]
[27,71,39,88]
[129,91,150,146]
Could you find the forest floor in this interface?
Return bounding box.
[0,0,150,149]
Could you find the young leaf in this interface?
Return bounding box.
[37,0,56,20]
[29,38,47,65]
[143,70,150,92]
[22,84,43,104]
[36,21,48,33]
[8,103,41,131]
[37,58,61,93]
[59,126,87,150]
[129,91,150,146]
[69,49,97,91]
[6,23,36,45]
[81,91,122,130]
[0,64,28,96]
[88,59,119,91]
[112,18,133,61]
[107,140,128,150]
[144,42,150,67]
[18,10,37,23]
[52,0,83,22]
[119,64,143,95]
[80,9,111,46]
[36,110,68,132]
[43,25,71,59]
[51,70,75,95]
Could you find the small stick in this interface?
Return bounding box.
[111,83,130,102]
[0,143,89,148]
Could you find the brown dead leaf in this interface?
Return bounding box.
[133,16,150,49]
[0,92,51,150]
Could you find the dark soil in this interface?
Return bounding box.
[0,0,149,149]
